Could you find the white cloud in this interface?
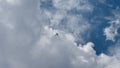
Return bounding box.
[32,26,97,68]
[104,9,120,41]
[53,0,93,11]
[0,0,120,68]
[43,0,92,43]
[100,43,120,68]
[104,26,118,41]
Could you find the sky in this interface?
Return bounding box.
[0,0,120,68]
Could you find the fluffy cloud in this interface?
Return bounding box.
[0,0,120,68]
[31,26,96,68]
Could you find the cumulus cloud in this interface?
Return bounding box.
[0,0,120,68]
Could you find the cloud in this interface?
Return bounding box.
[0,0,120,68]
[104,9,120,41]
[31,26,96,68]
[41,0,93,43]
[52,0,93,11]
[6,0,21,5]
[31,26,120,68]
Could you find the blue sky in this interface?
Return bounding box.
[89,0,120,55]
[0,0,120,68]
[40,0,120,55]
